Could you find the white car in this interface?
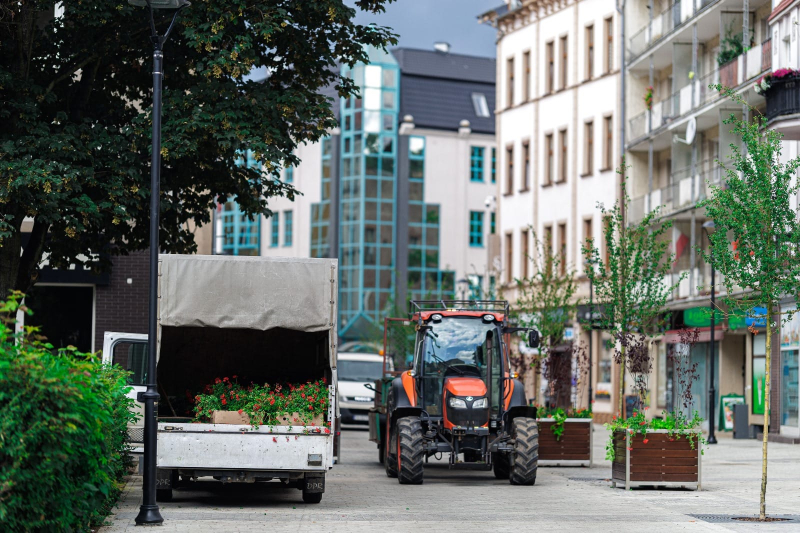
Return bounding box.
[337,352,384,424]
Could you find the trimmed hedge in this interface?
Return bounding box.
[0,294,137,531]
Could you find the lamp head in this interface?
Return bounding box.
[702,221,716,233]
[129,0,190,8]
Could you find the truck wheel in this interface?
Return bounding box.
[492,452,510,479]
[396,417,424,484]
[384,424,398,478]
[379,440,385,465]
[302,491,323,504]
[509,417,538,486]
[155,488,173,502]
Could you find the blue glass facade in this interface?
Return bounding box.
[310,137,333,258]
[216,150,260,256]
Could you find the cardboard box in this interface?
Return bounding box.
[211,410,326,426]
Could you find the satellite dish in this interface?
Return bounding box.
[673,117,697,145]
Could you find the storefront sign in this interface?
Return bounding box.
[781,305,800,348]
[753,357,766,415]
[720,394,745,431]
[746,307,768,328]
[728,311,747,331]
[683,306,723,327]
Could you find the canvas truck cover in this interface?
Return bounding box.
[159,254,337,333]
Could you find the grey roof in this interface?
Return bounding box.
[391,48,495,84]
[392,48,496,135]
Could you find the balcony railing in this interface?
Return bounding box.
[628,39,771,143]
[628,0,720,61]
[765,77,800,123]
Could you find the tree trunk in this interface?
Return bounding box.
[0,210,25,299]
[0,217,50,300]
[760,306,772,521]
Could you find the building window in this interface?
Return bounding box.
[521,229,529,279]
[472,93,490,118]
[271,213,279,247]
[546,41,554,94]
[583,217,593,261]
[470,146,485,182]
[604,17,613,74]
[584,121,594,175]
[521,140,530,191]
[283,210,293,247]
[523,50,531,101]
[603,115,613,170]
[507,57,515,108]
[490,212,496,234]
[505,145,514,194]
[558,129,568,183]
[217,200,260,256]
[560,35,568,90]
[505,232,513,283]
[585,24,594,80]
[491,148,497,184]
[285,164,294,183]
[544,134,553,186]
[469,211,484,247]
[558,222,567,276]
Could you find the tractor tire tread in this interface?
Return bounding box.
[385,424,399,478]
[509,417,539,486]
[397,417,424,484]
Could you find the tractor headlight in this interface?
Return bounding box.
[472,398,488,409]
[448,397,467,409]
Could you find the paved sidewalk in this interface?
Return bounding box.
[100,426,800,532]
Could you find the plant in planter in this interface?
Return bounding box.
[605,328,706,490]
[193,377,330,430]
[644,86,654,110]
[754,68,800,95]
[535,342,594,465]
[717,22,752,66]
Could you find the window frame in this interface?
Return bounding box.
[507,56,515,108]
[604,17,614,75]
[271,213,280,248]
[545,41,555,95]
[544,133,554,186]
[505,144,514,195]
[560,35,568,90]
[520,229,529,279]
[557,128,568,184]
[522,49,531,102]
[521,139,531,191]
[469,211,485,247]
[585,24,594,81]
[470,146,485,182]
[602,114,613,171]
[583,120,594,176]
[283,210,293,247]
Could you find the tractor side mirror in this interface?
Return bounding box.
[528,330,540,349]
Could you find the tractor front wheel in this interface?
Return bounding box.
[396,417,424,484]
[509,417,538,486]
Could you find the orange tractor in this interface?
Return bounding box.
[369,300,540,485]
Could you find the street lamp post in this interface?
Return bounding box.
[129,0,189,525]
[702,221,718,445]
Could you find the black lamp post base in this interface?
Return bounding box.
[135,505,164,525]
[707,434,718,444]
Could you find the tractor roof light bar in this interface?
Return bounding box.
[410,300,510,316]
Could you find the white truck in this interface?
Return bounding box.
[102,254,339,503]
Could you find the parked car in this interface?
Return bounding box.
[338,352,384,424]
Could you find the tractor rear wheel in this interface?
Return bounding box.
[396,417,424,484]
[492,452,510,479]
[385,423,399,478]
[509,417,538,486]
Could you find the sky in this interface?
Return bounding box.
[350,0,499,58]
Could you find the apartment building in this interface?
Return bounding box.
[624,0,783,436]
[482,0,622,419]
[214,46,498,342]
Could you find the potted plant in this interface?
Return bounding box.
[644,86,654,111]
[535,342,593,466]
[193,377,330,431]
[606,329,705,490]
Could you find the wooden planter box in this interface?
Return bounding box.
[211,410,325,426]
[537,418,592,466]
[611,429,702,490]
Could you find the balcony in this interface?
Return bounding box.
[628,0,719,61]
[628,39,771,144]
[765,77,800,140]
[629,162,722,224]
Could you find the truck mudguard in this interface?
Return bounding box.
[506,378,527,408]
[389,376,422,428]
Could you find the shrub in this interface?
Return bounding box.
[0,293,137,531]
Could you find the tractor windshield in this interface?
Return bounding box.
[418,317,503,415]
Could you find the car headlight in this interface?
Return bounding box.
[354,396,372,402]
[472,398,488,409]
[448,397,467,409]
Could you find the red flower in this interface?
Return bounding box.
[272,437,277,442]
[301,393,305,398]
[643,439,649,444]
[269,398,275,405]
[236,394,240,400]
[215,378,221,384]
[254,404,261,411]
[309,405,314,410]
[221,398,227,405]
[223,377,229,382]
[324,428,331,434]
[232,375,238,379]
[639,421,647,426]
[238,409,243,415]
[219,394,225,400]
[627,447,633,451]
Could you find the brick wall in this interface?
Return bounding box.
[94,250,150,352]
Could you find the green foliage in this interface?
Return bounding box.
[717,22,752,66]
[0,1,397,294]
[604,408,705,461]
[515,230,578,362]
[193,376,330,430]
[0,293,137,531]
[582,166,680,414]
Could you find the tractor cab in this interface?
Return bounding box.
[377,300,541,485]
